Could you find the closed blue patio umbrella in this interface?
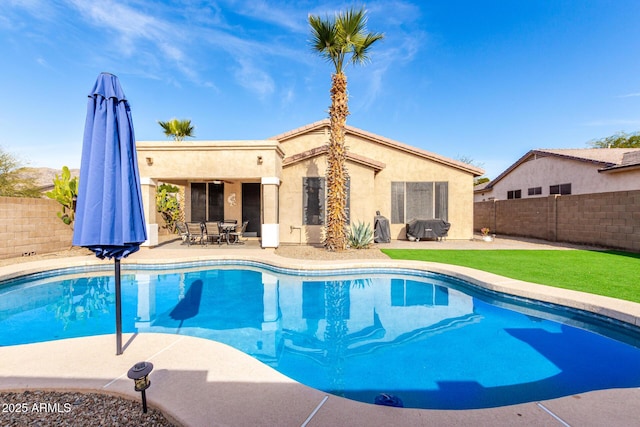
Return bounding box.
[73,72,147,355]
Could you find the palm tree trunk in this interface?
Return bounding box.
[325,72,349,251]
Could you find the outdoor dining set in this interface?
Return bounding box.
[176,220,248,246]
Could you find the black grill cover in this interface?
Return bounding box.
[406,219,450,241]
[374,212,391,243]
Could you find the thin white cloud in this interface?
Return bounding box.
[617,93,640,98]
[225,0,308,34]
[234,58,275,99]
[0,0,57,30]
[355,66,386,110]
[5,0,426,102]
[35,57,51,68]
[280,85,296,107]
[6,0,56,20]
[341,1,426,110]
[68,0,183,58]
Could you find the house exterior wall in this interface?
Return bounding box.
[137,140,283,181]
[475,156,640,202]
[474,190,640,252]
[137,127,477,246]
[369,151,474,241]
[280,155,376,244]
[343,133,474,240]
[279,131,476,243]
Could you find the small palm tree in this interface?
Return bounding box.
[309,7,383,251]
[158,118,195,141]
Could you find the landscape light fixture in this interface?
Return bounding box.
[127,361,154,413]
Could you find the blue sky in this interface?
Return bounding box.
[2,1,640,179]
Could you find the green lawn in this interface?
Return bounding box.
[381,249,640,303]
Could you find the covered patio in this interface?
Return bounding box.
[136,140,284,249]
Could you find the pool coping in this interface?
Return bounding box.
[2,250,640,426]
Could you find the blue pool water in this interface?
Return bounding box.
[2,262,640,410]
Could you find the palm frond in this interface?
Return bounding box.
[309,14,342,71]
[351,32,385,65]
[157,118,195,141]
[309,6,384,73]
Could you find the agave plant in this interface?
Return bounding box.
[348,221,374,249]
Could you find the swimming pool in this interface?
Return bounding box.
[2,261,640,410]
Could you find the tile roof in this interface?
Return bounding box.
[535,148,639,165]
[270,120,484,176]
[282,145,386,172]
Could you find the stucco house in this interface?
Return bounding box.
[475,148,640,202]
[136,120,483,248]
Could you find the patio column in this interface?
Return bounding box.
[261,177,280,248]
[140,177,158,247]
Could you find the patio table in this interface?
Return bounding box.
[219,223,237,244]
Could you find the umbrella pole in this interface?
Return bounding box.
[115,258,123,355]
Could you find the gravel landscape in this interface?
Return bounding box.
[0,390,178,427]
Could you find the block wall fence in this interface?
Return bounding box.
[2,191,638,259]
[0,196,174,260]
[0,197,74,260]
[474,190,640,252]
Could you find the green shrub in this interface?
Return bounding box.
[45,166,78,226]
[156,184,182,232]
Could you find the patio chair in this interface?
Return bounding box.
[203,222,222,245]
[229,221,249,244]
[185,222,205,245]
[176,221,197,246]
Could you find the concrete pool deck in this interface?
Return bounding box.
[1,237,640,426]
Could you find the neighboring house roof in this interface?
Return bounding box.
[271,119,484,177]
[599,150,640,173]
[282,145,386,172]
[473,181,490,192]
[478,148,640,192]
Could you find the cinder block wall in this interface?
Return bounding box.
[556,191,640,251]
[474,190,640,252]
[495,197,550,240]
[473,201,495,233]
[0,197,73,260]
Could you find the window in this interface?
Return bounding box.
[391,182,448,224]
[207,182,224,221]
[302,177,350,225]
[550,183,571,195]
[190,182,224,222]
[528,187,542,196]
[507,190,522,199]
[191,183,206,222]
[303,177,324,225]
[391,182,405,224]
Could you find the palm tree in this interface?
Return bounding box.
[309,7,383,251]
[158,118,195,141]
